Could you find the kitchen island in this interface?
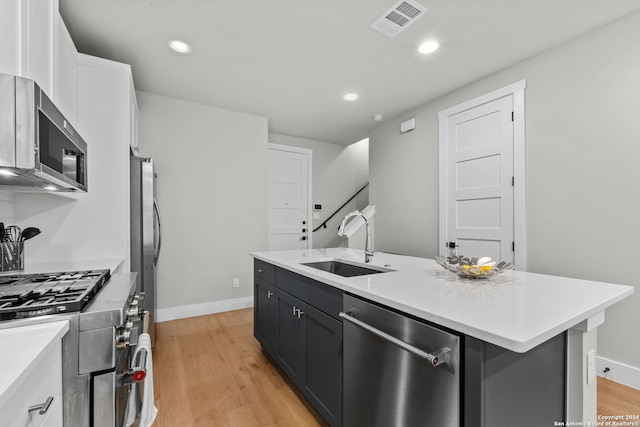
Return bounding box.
[251,247,633,426]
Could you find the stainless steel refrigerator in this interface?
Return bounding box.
[130,156,162,345]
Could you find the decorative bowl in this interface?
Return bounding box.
[434,255,514,279]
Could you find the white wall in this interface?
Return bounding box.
[268,133,369,248]
[0,191,14,226]
[136,92,268,313]
[369,13,640,374]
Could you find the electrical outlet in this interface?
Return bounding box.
[232,277,240,288]
[587,350,596,384]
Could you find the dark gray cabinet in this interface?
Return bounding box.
[254,260,343,427]
[463,333,566,427]
[254,278,276,357]
[254,260,277,357]
[276,290,343,426]
[301,299,343,427]
[274,290,305,383]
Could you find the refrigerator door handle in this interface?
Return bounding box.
[153,198,162,265]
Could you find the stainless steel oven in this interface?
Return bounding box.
[0,270,149,426]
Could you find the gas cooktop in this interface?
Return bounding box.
[0,269,111,320]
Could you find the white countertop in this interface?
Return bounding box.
[1,258,124,276]
[252,248,634,353]
[0,321,69,409]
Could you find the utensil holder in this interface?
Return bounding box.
[1,242,24,272]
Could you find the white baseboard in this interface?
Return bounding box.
[597,355,640,390]
[156,296,253,322]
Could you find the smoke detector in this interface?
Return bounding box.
[371,0,428,38]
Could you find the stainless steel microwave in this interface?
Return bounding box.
[0,73,87,192]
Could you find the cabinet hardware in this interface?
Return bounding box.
[295,308,304,318]
[257,269,265,273]
[28,396,54,415]
[267,291,273,298]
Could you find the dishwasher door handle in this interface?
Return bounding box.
[339,312,450,367]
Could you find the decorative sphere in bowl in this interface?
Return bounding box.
[434,255,514,279]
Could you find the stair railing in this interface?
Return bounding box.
[313,183,369,232]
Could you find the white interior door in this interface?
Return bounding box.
[268,145,312,251]
[441,95,515,263]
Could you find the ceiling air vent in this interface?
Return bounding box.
[371,0,428,38]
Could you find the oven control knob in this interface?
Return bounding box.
[116,328,131,349]
[127,304,141,318]
[133,370,146,382]
[127,308,140,318]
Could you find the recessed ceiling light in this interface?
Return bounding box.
[343,93,359,101]
[418,40,439,54]
[168,39,192,54]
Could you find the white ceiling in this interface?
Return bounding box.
[59,0,640,146]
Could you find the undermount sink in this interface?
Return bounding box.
[301,259,393,277]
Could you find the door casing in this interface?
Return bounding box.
[438,80,526,270]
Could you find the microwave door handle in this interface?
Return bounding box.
[153,198,162,265]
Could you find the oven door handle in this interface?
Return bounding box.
[142,310,150,335]
[119,348,148,387]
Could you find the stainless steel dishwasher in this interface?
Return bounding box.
[341,294,460,427]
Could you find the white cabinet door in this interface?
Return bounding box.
[23,0,55,95]
[52,14,78,122]
[0,0,21,75]
[0,340,63,427]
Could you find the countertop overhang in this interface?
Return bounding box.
[251,248,634,353]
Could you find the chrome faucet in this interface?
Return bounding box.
[338,210,374,263]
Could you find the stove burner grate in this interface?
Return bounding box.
[0,269,111,320]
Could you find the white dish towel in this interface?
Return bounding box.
[125,333,158,427]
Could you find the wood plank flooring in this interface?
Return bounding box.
[152,308,639,426]
[598,377,640,417]
[153,308,325,426]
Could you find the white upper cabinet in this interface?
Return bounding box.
[0,1,78,121]
[52,15,78,122]
[23,0,55,96]
[0,1,21,76]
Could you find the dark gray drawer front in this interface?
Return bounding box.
[254,259,275,284]
[275,267,343,320]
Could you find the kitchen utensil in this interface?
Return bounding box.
[5,225,21,243]
[21,227,41,242]
[3,226,21,270]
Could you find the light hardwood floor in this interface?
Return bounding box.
[153,308,326,426]
[152,308,639,426]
